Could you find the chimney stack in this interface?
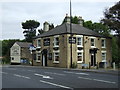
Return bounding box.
[43,21,49,32]
[65,14,70,24]
[78,16,83,26]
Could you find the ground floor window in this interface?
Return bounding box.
[102,52,106,62]
[77,52,83,63]
[11,57,14,60]
[37,53,41,61]
[54,52,59,63]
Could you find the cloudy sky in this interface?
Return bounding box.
[0,0,119,40]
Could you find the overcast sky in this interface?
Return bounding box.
[0,0,119,40]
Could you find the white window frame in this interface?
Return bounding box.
[101,38,106,48]
[77,50,83,63]
[53,35,59,47]
[76,35,83,47]
[90,37,96,48]
[53,52,59,63]
[101,51,106,62]
[37,39,41,48]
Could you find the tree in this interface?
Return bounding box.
[101,1,120,46]
[22,20,40,42]
[62,16,110,36]
[83,21,110,36]
[83,20,93,30]
[62,16,80,24]
[101,1,120,66]
[49,23,54,30]
[38,29,44,35]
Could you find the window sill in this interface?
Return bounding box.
[91,46,96,48]
[53,61,59,64]
[53,45,59,47]
[36,47,41,48]
[77,45,83,47]
[101,47,106,48]
[102,60,107,62]
[36,60,41,62]
[53,50,60,52]
[77,61,83,64]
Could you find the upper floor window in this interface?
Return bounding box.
[37,39,41,47]
[91,38,95,47]
[54,37,59,47]
[101,39,106,48]
[44,38,50,46]
[77,37,82,46]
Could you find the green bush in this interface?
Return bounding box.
[72,62,77,68]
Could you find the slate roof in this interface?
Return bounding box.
[15,42,32,48]
[34,23,107,38]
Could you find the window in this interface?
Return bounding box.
[54,52,59,63]
[77,52,83,63]
[11,57,14,60]
[37,39,41,47]
[101,39,106,48]
[54,37,59,46]
[77,37,82,46]
[44,38,50,46]
[37,53,41,61]
[102,52,106,62]
[91,38,95,47]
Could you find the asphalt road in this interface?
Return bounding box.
[1,65,119,89]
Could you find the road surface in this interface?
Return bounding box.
[1,65,119,89]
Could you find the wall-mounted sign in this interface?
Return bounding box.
[44,38,50,46]
[48,53,52,60]
[11,46,20,55]
[69,37,76,44]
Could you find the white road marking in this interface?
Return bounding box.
[6,68,16,70]
[78,76,116,84]
[40,80,73,90]
[28,70,35,72]
[13,74,31,79]
[64,71,89,75]
[93,79,116,84]
[44,72,65,76]
[78,77,92,80]
[34,73,53,79]
[0,72,8,74]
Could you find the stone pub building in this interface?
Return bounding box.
[33,15,112,68]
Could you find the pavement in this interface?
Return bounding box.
[1,64,119,75]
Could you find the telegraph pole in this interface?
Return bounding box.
[70,0,73,68]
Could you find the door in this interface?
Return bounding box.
[91,54,96,66]
[42,49,47,66]
[91,54,94,66]
[42,55,45,66]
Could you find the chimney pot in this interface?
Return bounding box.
[78,16,83,26]
[65,14,70,24]
[43,21,49,32]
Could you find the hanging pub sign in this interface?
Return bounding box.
[69,37,76,44]
[48,53,52,60]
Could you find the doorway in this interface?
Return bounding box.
[42,49,47,66]
[91,54,96,66]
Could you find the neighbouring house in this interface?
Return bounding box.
[10,42,32,65]
[32,15,112,68]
